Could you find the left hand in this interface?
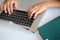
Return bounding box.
[28,2,48,19]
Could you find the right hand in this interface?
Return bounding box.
[28,2,48,19]
[3,0,18,14]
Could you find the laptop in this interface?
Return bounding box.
[0,10,44,32]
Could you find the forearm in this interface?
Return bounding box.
[47,1,60,8]
[4,0,17,3]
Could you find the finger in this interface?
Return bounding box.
[30,8,39,18]
[29,13,34,19]
[34,11,40,19]
[34,9,45,19]
[4,4,7,13]
[28,5,38,16]
[10,2,13,13]
[14,1,18,9]
[7,3,11,14]
[28,7,33,17]
[28,8,36,19]
[28,10,35,19]
[28,6,39,18]
[30,6,38,13]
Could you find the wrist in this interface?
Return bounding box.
[47,1,60,8]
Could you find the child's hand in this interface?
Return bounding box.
[3,0,18,14]
[28,2,48,19]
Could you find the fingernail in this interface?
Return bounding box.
[34,17,35,19]
[9,13,11,14]
[29,17,31,19]
[5,11,7,13]
[33,15,35,19]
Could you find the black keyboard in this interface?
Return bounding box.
[0,10,34,27]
